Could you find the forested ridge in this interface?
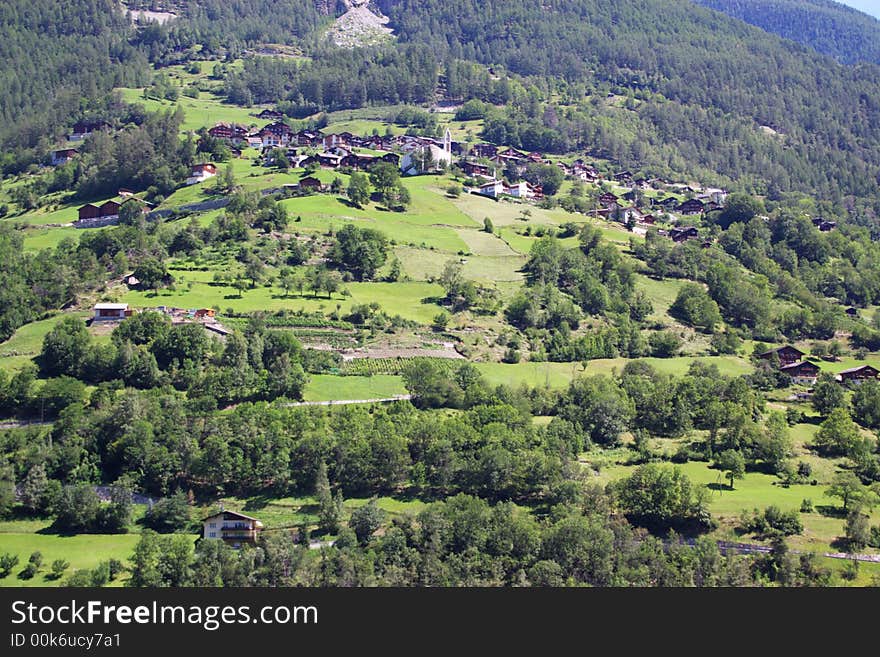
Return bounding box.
[0,1,149,153]
[695,0,880,65]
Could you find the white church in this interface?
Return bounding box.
[400,129,453,176]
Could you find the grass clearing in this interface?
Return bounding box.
[474,356,753,389]
[0,530,144,587]
[303,374,406,401]
[395,246,525,283]
[121,281,446,324]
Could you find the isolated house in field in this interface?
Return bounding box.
[298,176,323,191]
[51,148,78,166]
[202,510,263,548]
[758,345,806,367]
[837,365,880,384]
[93,303,131,321]
[780,361,820,386]
[400,129,453,175]
[186,163,217,185]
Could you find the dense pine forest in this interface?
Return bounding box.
[696,0,880,65]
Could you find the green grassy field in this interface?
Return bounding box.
[281,193,472,253]
[0,527,144,587]
[395,246,525,283]
[635,274,689,320]
[593,460,880,554]
[474,356,754,389]
[121,280,446,324]
[116,87,262,133]
[303,374,407,401]
[21,226,85,252]
[0,312,92,373]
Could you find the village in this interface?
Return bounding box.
[63,109,762,245]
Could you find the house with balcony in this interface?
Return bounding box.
[202,510,264,548]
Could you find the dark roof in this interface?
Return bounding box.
[839,365,880,376]
[759,345,805,358]
[780,361,820,373]
[202,510,261,523]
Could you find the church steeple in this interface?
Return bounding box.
[443,128,452,153]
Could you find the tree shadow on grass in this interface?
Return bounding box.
[335,197,359,209]
[816,504,846,519]
[296,503,321,517]
[707,483,734,492]
[829,536,851,552]
[242,495,273,513]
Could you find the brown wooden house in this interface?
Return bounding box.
[780,361,820,385]
[759,345,806,367]
[837,365,880,384]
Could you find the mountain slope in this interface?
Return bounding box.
[373,0,880,200]
[695,0,880,65]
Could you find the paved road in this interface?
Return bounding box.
[713,540,880,563]
[0,420,53,430]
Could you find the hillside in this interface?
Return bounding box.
[695,0,880,65]
[3,0,880,590]
[374,0,880,202]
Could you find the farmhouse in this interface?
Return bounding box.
[669,226,699,243]
[507,181,542,199]
[654,196,680,210]
[837,365,880,384]
[69,120,110,141]
[758,345,806,367]
[75,197,152,228]
[93,303,131,321]
[677,199,705,215]
[780,361,820,386]
[598,192,620,208]
[185,163,217,185]
[256,109,284,120]
[471,143,498,159]
[208,123,249,145]
[51,148,78,166]
[298,176,324,191]
[479,179,508,198]
[202,510,263,548]
[322,132,353,149]
[460,161,492,178]
[294,129,323,147]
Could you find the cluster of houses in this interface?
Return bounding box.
[207,120,422,172]
[75,191,154,228]
[759,345,880,387]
